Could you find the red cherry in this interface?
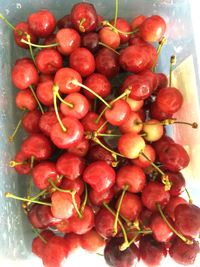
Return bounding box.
[12,60,39,90]
[139,15,166,42]
[95,48,119,78]
[130,15,146,30]
[84,73,111,99]
[57,14,74,29]
[132,145,156,168]
[83,161,116,192]
[166,172,186,196]
[12,150,31,175]
[110,17,131,44]
[28,204,45,229]
[165,196,187,221]
[16,89,37,111]
[67,137,89,157]
[32,230,55,258]
[55,219,72,234]
[99,27,120,49]
[69,205,94,234]
[39,111,63,137]
[116,165,146,193]
[119,111,143,134]
[51,191,80,219]
[82,32,99,53]
[54,67,82,94]
[150,101,173,121]
[156,73,168,91]
[152,135,174,155]
[69,47,95,77]
[89,187,115,206]
[139,208,153,229]
[50,117,84,149]
[32,161,59,190]
[36,205,62,228]
[139,69,159,90]
[60,177,84,196]
[14,21,38,49]
[87,144,115,166]
[116,192,142,221]
[80,229,105,252]
[36,80,54,106]
[22,109,41,134]
[56,152,85,180]
[56,28,81,55]
[141,181,170,211]
[28,10,56,38]
[21,134,52,160]
[36,49,63,74]
[60,92,90,119]
[70,2,98,33]
[64,233,80,252]
[81,112,107,133]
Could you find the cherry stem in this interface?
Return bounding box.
[114,0,119,28]
[140,151,171,190]
[53,85,67,132]
[157,203,193,245]
[99,41,120,55]
[96,120,108,133]
[138,119,198,129]
[9,160,26,167]
[26,34,36,66]
[29,85,44,114]
[113,184,129,235]
[128,230,152,246]
[72,79,111,109]
[102,20,138,35]
[32,227,47,244]
[80,183,88,215]
[48,179,82,218]
[56,91,74,108]
[8,118,22,143]
[97,133,122,137]
[103,202,129,250]
[30,189,47,201]
[27,176,33,199]
[169,55,176,87]
[152,36,167,72]
[185,188,193,204]
[30,156,35,169]
[21,38,59,48]
[79,18,86,32]
[5,192,51,206]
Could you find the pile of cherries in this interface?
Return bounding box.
[2,1,200,267]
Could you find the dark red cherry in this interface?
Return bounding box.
[82,32,99,53]
[28,204,45,229]
[36,49,63,74]
[22,109,41,134]
[150,101,173,121]
[89,187,115,206]
[156,73,168,90]
[152,135,174,155]
[83,160,116,192]
[70,2,98,33]
[39,111,63,137]
[56,152,85,180]
[28,9,56,38]
[165,196,188,221]
[60,177,84,196]
[110,17,132,44]
[36,80,54,106]
[166,172,186,196]
[87,144,115,166]
[57,14,74,29]
[95,48,120,78]
[141,182,170,211]
[36,205,62,228]
[56,28,81,55]
[104,237,140,267]
[169,237,199,266]
[139,208,153,229]
[32,230,55,258]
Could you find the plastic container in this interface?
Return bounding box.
[0,0,199,266]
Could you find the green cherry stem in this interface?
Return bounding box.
[32,227,47,244]
[0,13,16,30]
[27,176,33,199]
[8,118,22,143]
[152,36,167,72]
[30,189,47,201]
[169,55,176,87]
[113,185,129,235]
[20,38,59,48]
[99,41,120,55]
[29,85,44,114]
[97,133,122,137]
[30,156,35,169]
[26,34,36,65]
[56,91,74,108]
[185,188,193,204]
[80,183,88,215]
[157,203,193,245]
[114,0,119,28]
[102,20,138,35]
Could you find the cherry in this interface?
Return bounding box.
[67,137,89,157]
[36,80,54,106]
[150,101,173,121]
[132,145,156,168]
[87,144,115,166]
[32,230,55,258]
[156,73,168,90]
[158,143,190,172]
[36,205,62,228]
[32,161,59,190]
[116,165,146,193]
[126,98,144,112]
[84,73,111,99]
[70,2,98,33]
[60,92,90,119]
[104,237,140,267]
[99,27,120,49]
[119,111,143,134]
[165,196,188,221]
[139,235,167,267]
[119,45,150,73]
[10,150,31,175]
[141,181,170,211]
[95,207,120,238]
[152,135,174,155]
[51,191,80,219]
[150,213,174,243]
[69,47,95,77]
[39,73,53,83]
[174,204,200,238]
[57,14,74,29]
[16,89,37,111]
[169,237,199,266]
[81,112,107,133]
[110,17,132,44]
[56,152,85,180]
[166,171,186,196]
[82,32,99,53]
[28,10,56,38]
[54,67,82,94]
[22,109,41,134]
[50,117,84,149]
[14,21,38,49]
[60,177,84,196]
[118,133,145,159]
[142,119,164,142]
[95,48,120,78]
[116,192,142,221]
[69,205,94,235]
[139,69,158,89]
[55,219,72,234]
[64,233,80,252]
[80,229,105,252]
[28,204,45,229]
[12,60,39,90]
[139,208,153,229]
[156,87,183,114]
[39,111,63,137]
[83,160,116,192]
[35,49,63,75]
[139,15,166,42]
[130,15,146,30]
[42,236,70,267]
[56,28,81,55]
[21,134,52,161]
[89,187,115,206]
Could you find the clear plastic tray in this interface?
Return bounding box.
[0,0,199,266]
